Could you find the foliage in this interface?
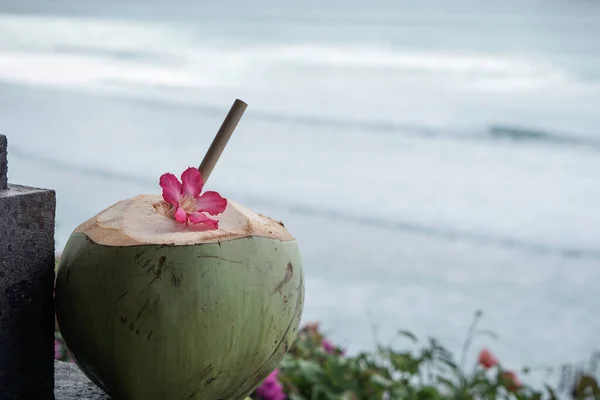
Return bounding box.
[53,256,598,400]
[246,313,600,400]
[249,320,533,400]
[54,311,600,399]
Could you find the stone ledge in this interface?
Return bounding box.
[54,360,111,399]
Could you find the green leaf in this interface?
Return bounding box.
[475,329,499,341]
[370,373,394,389]
[544,385,559,400]
[416,385,443,399]
[389,351,420,373]
[311,383,342,400]
[398,330,418,343]
[297,359,324,383]
[436,376,457,390]
[438,357,459,372]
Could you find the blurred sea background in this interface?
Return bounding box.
[1,0,600,386]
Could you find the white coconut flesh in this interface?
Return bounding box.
[75,194,295,246]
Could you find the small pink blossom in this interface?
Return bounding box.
[322,338,345,355]
[154,167,227,228]
[322,339,335,354]
[478,348,499,369]
[501,370,522,392]
[256,369,286,400]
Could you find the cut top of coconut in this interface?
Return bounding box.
[74,195,295,246]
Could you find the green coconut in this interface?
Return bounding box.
[55,194,304,400]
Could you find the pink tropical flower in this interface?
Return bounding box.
[322,338,345,355]
[154,167,227,228]
[478,348,499,369]
[501,370,522,392]
[322,339,335,354]
[256,369,286,400]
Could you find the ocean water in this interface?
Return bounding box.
[1,0,600,388]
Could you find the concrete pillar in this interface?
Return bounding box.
[0,134,56,399]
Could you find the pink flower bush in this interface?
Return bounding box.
[478,348,499,369]
[154,167,227,228]
[256,369,286,400]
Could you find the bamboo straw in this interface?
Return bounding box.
[198,99,247,184]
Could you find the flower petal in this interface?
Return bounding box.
[159,173,182,206]
[174,206,188,224]
[195,191,227,215]
[322,339,335,354]
[478,349,498,369]
[188,211,219,229]
[181,167,204,198]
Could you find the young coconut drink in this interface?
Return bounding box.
[55,100,305,400]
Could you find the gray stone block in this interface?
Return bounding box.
[0,172,56,396]
[54,361,111,399]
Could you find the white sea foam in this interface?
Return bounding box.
[0,13,576,94]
